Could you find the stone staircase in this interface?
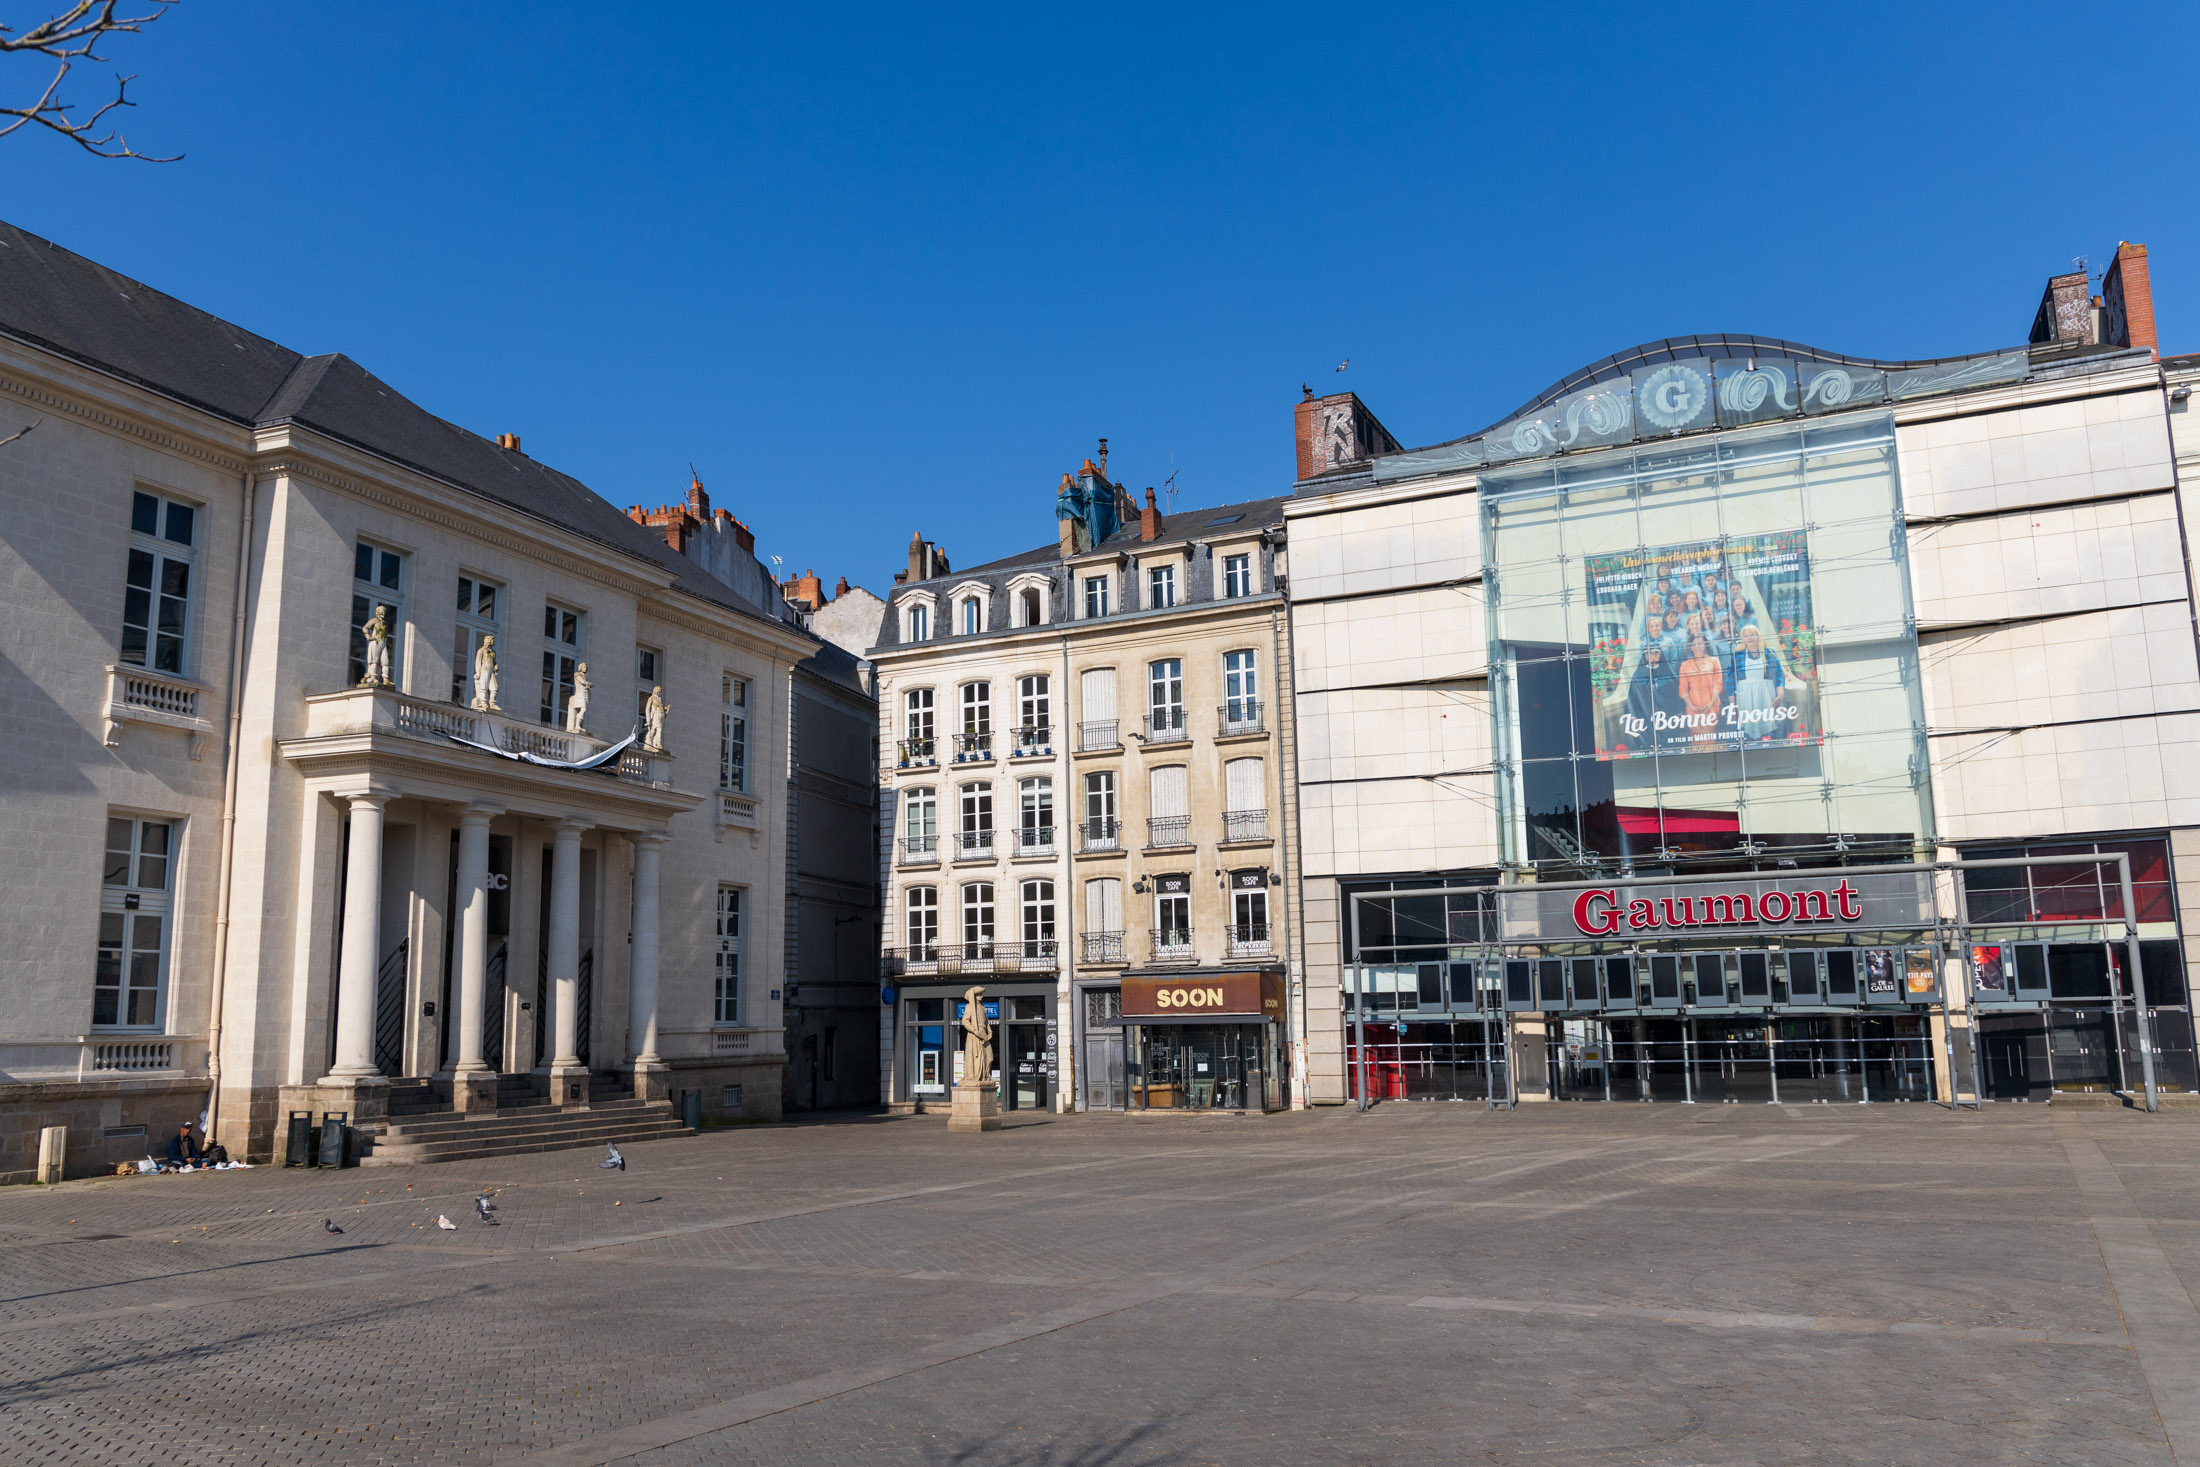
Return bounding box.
[359,1088,691,1168]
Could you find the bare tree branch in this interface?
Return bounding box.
[1,1,179,160]
[0,416,41,449]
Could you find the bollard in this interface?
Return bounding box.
[36,1125,66,1185]
[319,1111,349,1169]
[286,1110,314,1166]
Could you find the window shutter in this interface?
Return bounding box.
[1086,878,1122,932]
[1081,667,1116,723]
[1225,757,1264,813]
[1149,766,1188,819]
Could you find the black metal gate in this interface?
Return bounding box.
[372,939,409,1076]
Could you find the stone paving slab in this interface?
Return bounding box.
[0,1105,2192,1465]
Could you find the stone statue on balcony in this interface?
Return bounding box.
[471,635,501,711]
[359,604,393,688]
[642,684,668,751]
[565,661,591,733]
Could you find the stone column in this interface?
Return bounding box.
[547,818,591,1105]
[627,832,671,1101]
[322,791,393,1122]
[451,804,501,1114]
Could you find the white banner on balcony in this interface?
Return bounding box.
[444,730,636,772]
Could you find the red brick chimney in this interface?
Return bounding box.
[787,568,825,610]
[1140,488,1159,542]
[2103,243,2157,359]
[2030,269,2094,346]
[833,575,851,599]
[496,433,522,453]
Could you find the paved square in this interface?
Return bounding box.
[3,1105,2196,1465]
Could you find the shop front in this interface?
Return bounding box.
[893,982,1059,1112]
[1118,971,1287,1111]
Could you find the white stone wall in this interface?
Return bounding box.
[1901,374,2192,843]
[1,352,813,1167]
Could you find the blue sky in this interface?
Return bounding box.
[11,2,2196,585]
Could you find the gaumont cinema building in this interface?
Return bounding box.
[1284,241,2200,1109]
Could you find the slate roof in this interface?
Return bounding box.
[0,219,789,628]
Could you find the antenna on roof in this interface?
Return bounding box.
[1162,465,1179,517]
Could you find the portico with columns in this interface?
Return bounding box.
[276,686,701,1125]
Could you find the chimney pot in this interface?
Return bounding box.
[496,433,522,453]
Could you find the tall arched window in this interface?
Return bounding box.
[961,597,982,635]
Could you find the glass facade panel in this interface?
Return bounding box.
[1485,412,1932,871]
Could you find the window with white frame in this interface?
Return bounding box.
[960,596,982,635]
[350,539,405,688]
[451,575,502,706]
[905,600,930,642]
[1011,579,1050,627]
[962,881,995,955]
[905,885,939,958]
[1018,776,1052,852]
[1154,873,1192,951]
[961,681,991,738]
[1146,563,1176,609]
[714,886,744,1023]
[634,645,661,722]
[904,787,938,856]
[1147,658,1184,736]
[1020,878,1055,957]
[1083,769,1116,846]
[122,490,197,676]
[1222,648,1260,728]
[1016,674,1049,745]
[1083,574,1111,618]
[539,601,584,725]
[720,674,749,791]
[1231,871,1271,950]
[959,782,993,854]
[97,815,174,1029]
[1223,552,1253,599]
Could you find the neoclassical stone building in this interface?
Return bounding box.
[0,221,835,1178]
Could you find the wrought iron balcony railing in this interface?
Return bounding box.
[1146,815,1193,849]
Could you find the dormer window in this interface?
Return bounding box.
[960,597,982,635]
[1007,573,1053,628]
[900,592,936,643]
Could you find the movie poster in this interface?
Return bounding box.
[1583,530,1822,760]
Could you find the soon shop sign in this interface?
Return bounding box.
[1493,870,1934,942]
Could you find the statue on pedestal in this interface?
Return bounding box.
[359,603,393,688]
[958,984,993,1082]
[471,635,501,711]
[949,984,1001,1132]
[642,684,668,751]
[565,661,591,733]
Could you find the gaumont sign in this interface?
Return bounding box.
[1121,972,1284,1021]
[1494,870,1935,942]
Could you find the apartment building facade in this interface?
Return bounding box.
[871,462,1304,1113]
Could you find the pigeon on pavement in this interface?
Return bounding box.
[475,1194,499,1224]
[601,1141,625,1172]
[436,1214,457,1230]
[322,1218,343,1235]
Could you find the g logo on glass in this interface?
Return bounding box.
[1635,364,1709,430]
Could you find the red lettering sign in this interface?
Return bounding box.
[1564,880,1865,935]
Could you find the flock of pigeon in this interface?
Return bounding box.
[320,1141,624,1236]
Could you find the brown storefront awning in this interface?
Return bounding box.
[1121,971,1285,1024]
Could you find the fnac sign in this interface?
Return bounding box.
[1570,879,1863,936]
